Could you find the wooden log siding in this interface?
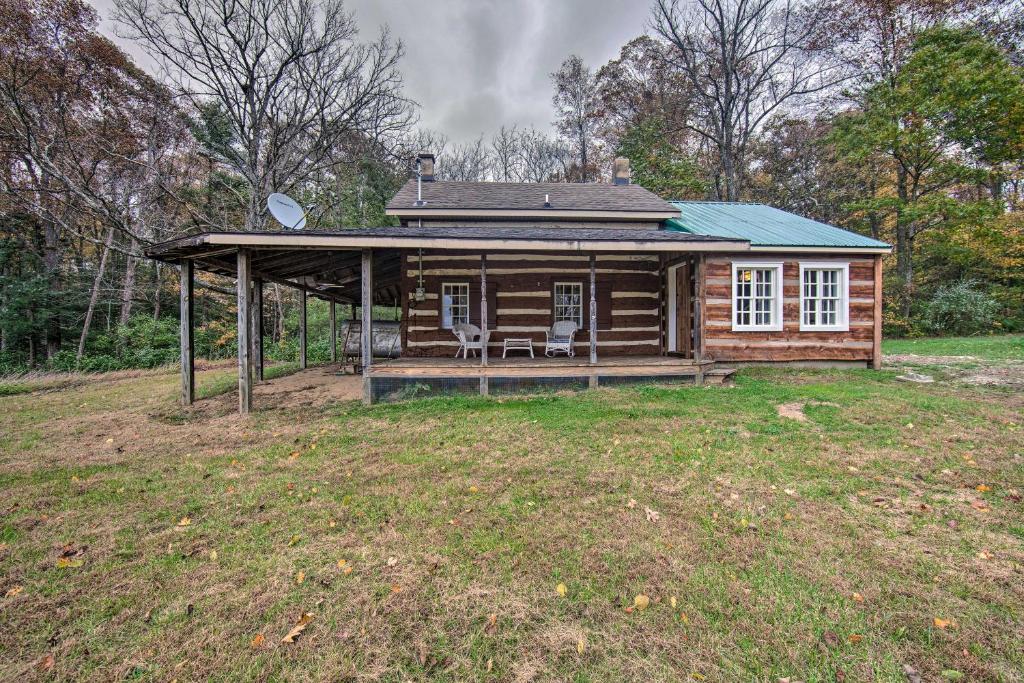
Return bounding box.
[701,255,878,363]
[402,251,661,356]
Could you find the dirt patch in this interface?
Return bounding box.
[776,400,837,422]
[0,365,362,473]
[885,355,1024,388]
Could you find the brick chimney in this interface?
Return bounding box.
[612,157,630,185]
[416,152,435,181]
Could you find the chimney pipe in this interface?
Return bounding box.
[613,157,630,185]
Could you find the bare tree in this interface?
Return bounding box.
[115,0,414,231]
[437,136,492,181]
[551,55,602,182]
[520,129,572,182]
[652,0,844,200]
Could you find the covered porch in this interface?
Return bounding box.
[145,227,746,412]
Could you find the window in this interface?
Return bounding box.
[441,283,469,329]
[553,282,583,327]
[800,263,849,331]
[731,262,783,331]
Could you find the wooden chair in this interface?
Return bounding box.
[544,321,578,357]
[452,323,490,358]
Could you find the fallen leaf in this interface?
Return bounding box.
[251,633,265,648]
[633,594,650,610]
[177,517,191,527]
[576,637,586,654]
[848,634,863,644]
[970,500,990,512]
[105,438,114,444]
[976,484,990,492]
[784,488,796,497]
[933,617,954,629]
[485,613,497,634]
[624,606,633,613]
[822,630,840,647]
[680,612,689,624]
[56,557,83,568]
[670,596,677,609]
[626,498,637,509]
[977,550,992,560]
[387,556,398,567]
[556,583,567,597]
[645,507,660,523]
[209,550,218,561]
[36,653,54,672]
[337,559,347,569]
[281,613,313,643]
[288,451,300,460]
[486,658,493,672]
[691,674,705,681]
[390,584,402,594]
[469,485,478,493]
[4,585,23,598]
[288,534,301,546]
[852,592,864,603]
[343,565,352,575]
[295,571,305,585]
[903,664,923,683]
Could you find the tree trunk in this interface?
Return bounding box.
[153,262,162,320]
[119,237,139,325]
[77,223,115,361]
[43,215,62,358]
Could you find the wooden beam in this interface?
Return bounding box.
[480,254,488,369]
[589,254,597,366]
[236,249,252,415]
[329,300,337,363]
[253,279,264,382]
[361,249,373,405]
[299,289,307,370]
[872,254,883,370]
[179,260,194,406]
[694,255,706,362]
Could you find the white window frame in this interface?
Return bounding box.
[799,262,850,332]
[441,282,469,329]
[553,281,584,328]
[731,261,784,332]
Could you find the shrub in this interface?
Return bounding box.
[922,280,1000,336]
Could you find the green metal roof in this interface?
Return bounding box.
[665,201,891,249]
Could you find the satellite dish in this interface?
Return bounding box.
[267,192,307,230]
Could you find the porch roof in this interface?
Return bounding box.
[145,226,748,262]
[144,226,748,305]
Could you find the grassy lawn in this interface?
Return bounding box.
[1,346,1022,680]
[883,333,1024,361]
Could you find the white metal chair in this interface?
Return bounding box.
[452,323,490,358]
[544,321,578,357]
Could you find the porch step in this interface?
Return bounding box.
[703,366,737,385]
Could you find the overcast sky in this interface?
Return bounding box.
[92,0,652,145]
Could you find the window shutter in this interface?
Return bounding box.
[469,281,481,325]
[597,281,612,329]
[486,284,497,328]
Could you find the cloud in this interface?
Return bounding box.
[90,0,651,144]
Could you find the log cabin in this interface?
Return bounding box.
[146,153,891,411]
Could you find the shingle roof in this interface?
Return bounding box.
[386,180,678,214]
[665,201,891,249]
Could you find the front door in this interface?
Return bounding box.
[668,262,693,357]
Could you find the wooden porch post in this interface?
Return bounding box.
[179,260,194,406]
[329,300,337,363]
[298,289,307,370]
[236,249,252,414]
[252,279,263,382]
[480,254,488,367]
[589,255,597,366]
[693,255,706,362]
[361,249,374,404]
[872,254,883,370]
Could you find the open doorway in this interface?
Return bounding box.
[666,260,695,357]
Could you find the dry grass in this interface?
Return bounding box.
[0,357,1022,682]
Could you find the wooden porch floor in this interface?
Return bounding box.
[369,355,713,377]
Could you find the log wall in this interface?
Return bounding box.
[700,254,880,363]
[401,251,662,356]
